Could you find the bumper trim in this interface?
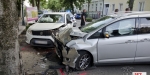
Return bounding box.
[30,38,55,47]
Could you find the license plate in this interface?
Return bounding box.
[35,40,47,44]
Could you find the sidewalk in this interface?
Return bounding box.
[18,20,26,35]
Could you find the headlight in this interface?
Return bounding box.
[27,29,32,34]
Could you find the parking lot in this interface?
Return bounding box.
[20,20,150,75]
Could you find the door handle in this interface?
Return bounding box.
[139,38,150,42]
[144,38,150,41]
[125,40,134,43]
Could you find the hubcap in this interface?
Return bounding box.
[79,54,91,70]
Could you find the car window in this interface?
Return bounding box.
[81,16,114,33]
[105,18,136,37]
[66,14,71,21]
[38,14,65,23]
[138,18,150,34]
[88,30,103,39]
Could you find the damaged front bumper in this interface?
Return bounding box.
[62,47,80,68]
[52,28,86,68]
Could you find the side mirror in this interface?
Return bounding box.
[104,32,110,38]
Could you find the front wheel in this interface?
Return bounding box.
[75,51,92,70]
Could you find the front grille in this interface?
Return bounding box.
[32,30,52,36]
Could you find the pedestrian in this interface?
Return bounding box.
[125,8,130,13]
[114,9,119,14]
[125,8,130,11]
[80,9,87,28]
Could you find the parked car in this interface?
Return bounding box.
[75,13,81,19]
[54,11,150,70]
[26,12,75,47]
[68,12,77,27]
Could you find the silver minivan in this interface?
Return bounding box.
[54,11,150,71]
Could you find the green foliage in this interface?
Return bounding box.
[127,0,134,11]
[47,0,63,11]
[40,0,47,9]
[29,0,47,10]
[61,0,85,13]
[86,18,92,22]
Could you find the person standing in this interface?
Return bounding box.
[80,9,87,28]
[125,8,130,11]
[125,8,130,13]
[114,9,119,14]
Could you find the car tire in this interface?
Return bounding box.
[75,51,92,70]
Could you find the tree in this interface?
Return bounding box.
[127,0,134,11]
[29,0,47,10]
[86,0,91,16]
[40,0,47,9]
[35,0,40,10]
[0,0,21,75]
[61,0,85,14]
[47,0,63,11]
[30,0,35,7]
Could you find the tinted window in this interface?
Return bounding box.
[38,14,65,23]
[88,30,103,39]
[105,18,136,37]
[138,18,150,34]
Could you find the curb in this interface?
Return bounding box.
[18,22,26,35]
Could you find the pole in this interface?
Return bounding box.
[101,0,104,17]
[22,0,25,25]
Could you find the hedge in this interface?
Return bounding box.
[86,18,92,22]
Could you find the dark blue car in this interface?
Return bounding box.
[75,14,81,19]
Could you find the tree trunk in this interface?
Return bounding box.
[129,0,134,11]
[70,1,74,14]
[35,0,40,10]
[0,0,21,75]
[31,0,35,7]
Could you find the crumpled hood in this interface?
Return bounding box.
[29,23,65,30]
[70,27,87,37]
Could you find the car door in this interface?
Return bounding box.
[135,17,150,62]
[98,18,138,63]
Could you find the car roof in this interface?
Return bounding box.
[43,12,70,15]
[109,11,150,18]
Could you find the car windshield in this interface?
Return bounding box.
[38,14,65,23]
[81,16,114,33]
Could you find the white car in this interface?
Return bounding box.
[68,12,77,26]
[26,12,75,47]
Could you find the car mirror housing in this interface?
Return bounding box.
[104,32,110,38]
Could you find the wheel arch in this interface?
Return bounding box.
[77,50,94,66]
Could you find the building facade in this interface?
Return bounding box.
[133,0,150,11]
[103,0,128,15]
[82,0,150,18]
[82,0,103,18]
[82,0,129,18]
